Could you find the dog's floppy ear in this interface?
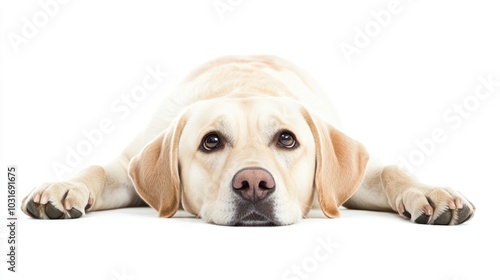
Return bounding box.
[128,114,188,218]
[302,108,369,218]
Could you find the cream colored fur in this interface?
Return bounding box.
[21,56,475,225]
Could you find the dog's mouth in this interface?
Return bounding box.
[231,199,281,226]
[234,211,278,226]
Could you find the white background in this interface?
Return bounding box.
[1,1,499,280]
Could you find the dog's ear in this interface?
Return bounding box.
[302,108,369,218]
[128,114,188,218]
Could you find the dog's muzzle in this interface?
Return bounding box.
[231,167,278,226]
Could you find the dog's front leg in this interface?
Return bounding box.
[21,156,144,219]
[344,163,475,225]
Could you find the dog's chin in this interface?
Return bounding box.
[203,197,297,226]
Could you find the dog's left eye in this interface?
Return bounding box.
[277,131,297,149]
[201,133,223,152]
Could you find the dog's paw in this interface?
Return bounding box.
[396,187,475,225]
[21,182,93,219]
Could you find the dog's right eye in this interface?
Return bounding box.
[201,133,223,152]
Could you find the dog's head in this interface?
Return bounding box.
[129,95,368,225]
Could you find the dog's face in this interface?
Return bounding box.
[178,96,316,225]
[129,95,369,226]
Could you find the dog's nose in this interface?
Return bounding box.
[232,168,275,203]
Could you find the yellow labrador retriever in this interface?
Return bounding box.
[21,56,475,225]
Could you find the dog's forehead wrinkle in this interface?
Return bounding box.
[193,96,302,130]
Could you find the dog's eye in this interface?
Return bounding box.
[201,133,223,152]
[277,131,297,149]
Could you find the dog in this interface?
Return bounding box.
[21,56,475,225]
